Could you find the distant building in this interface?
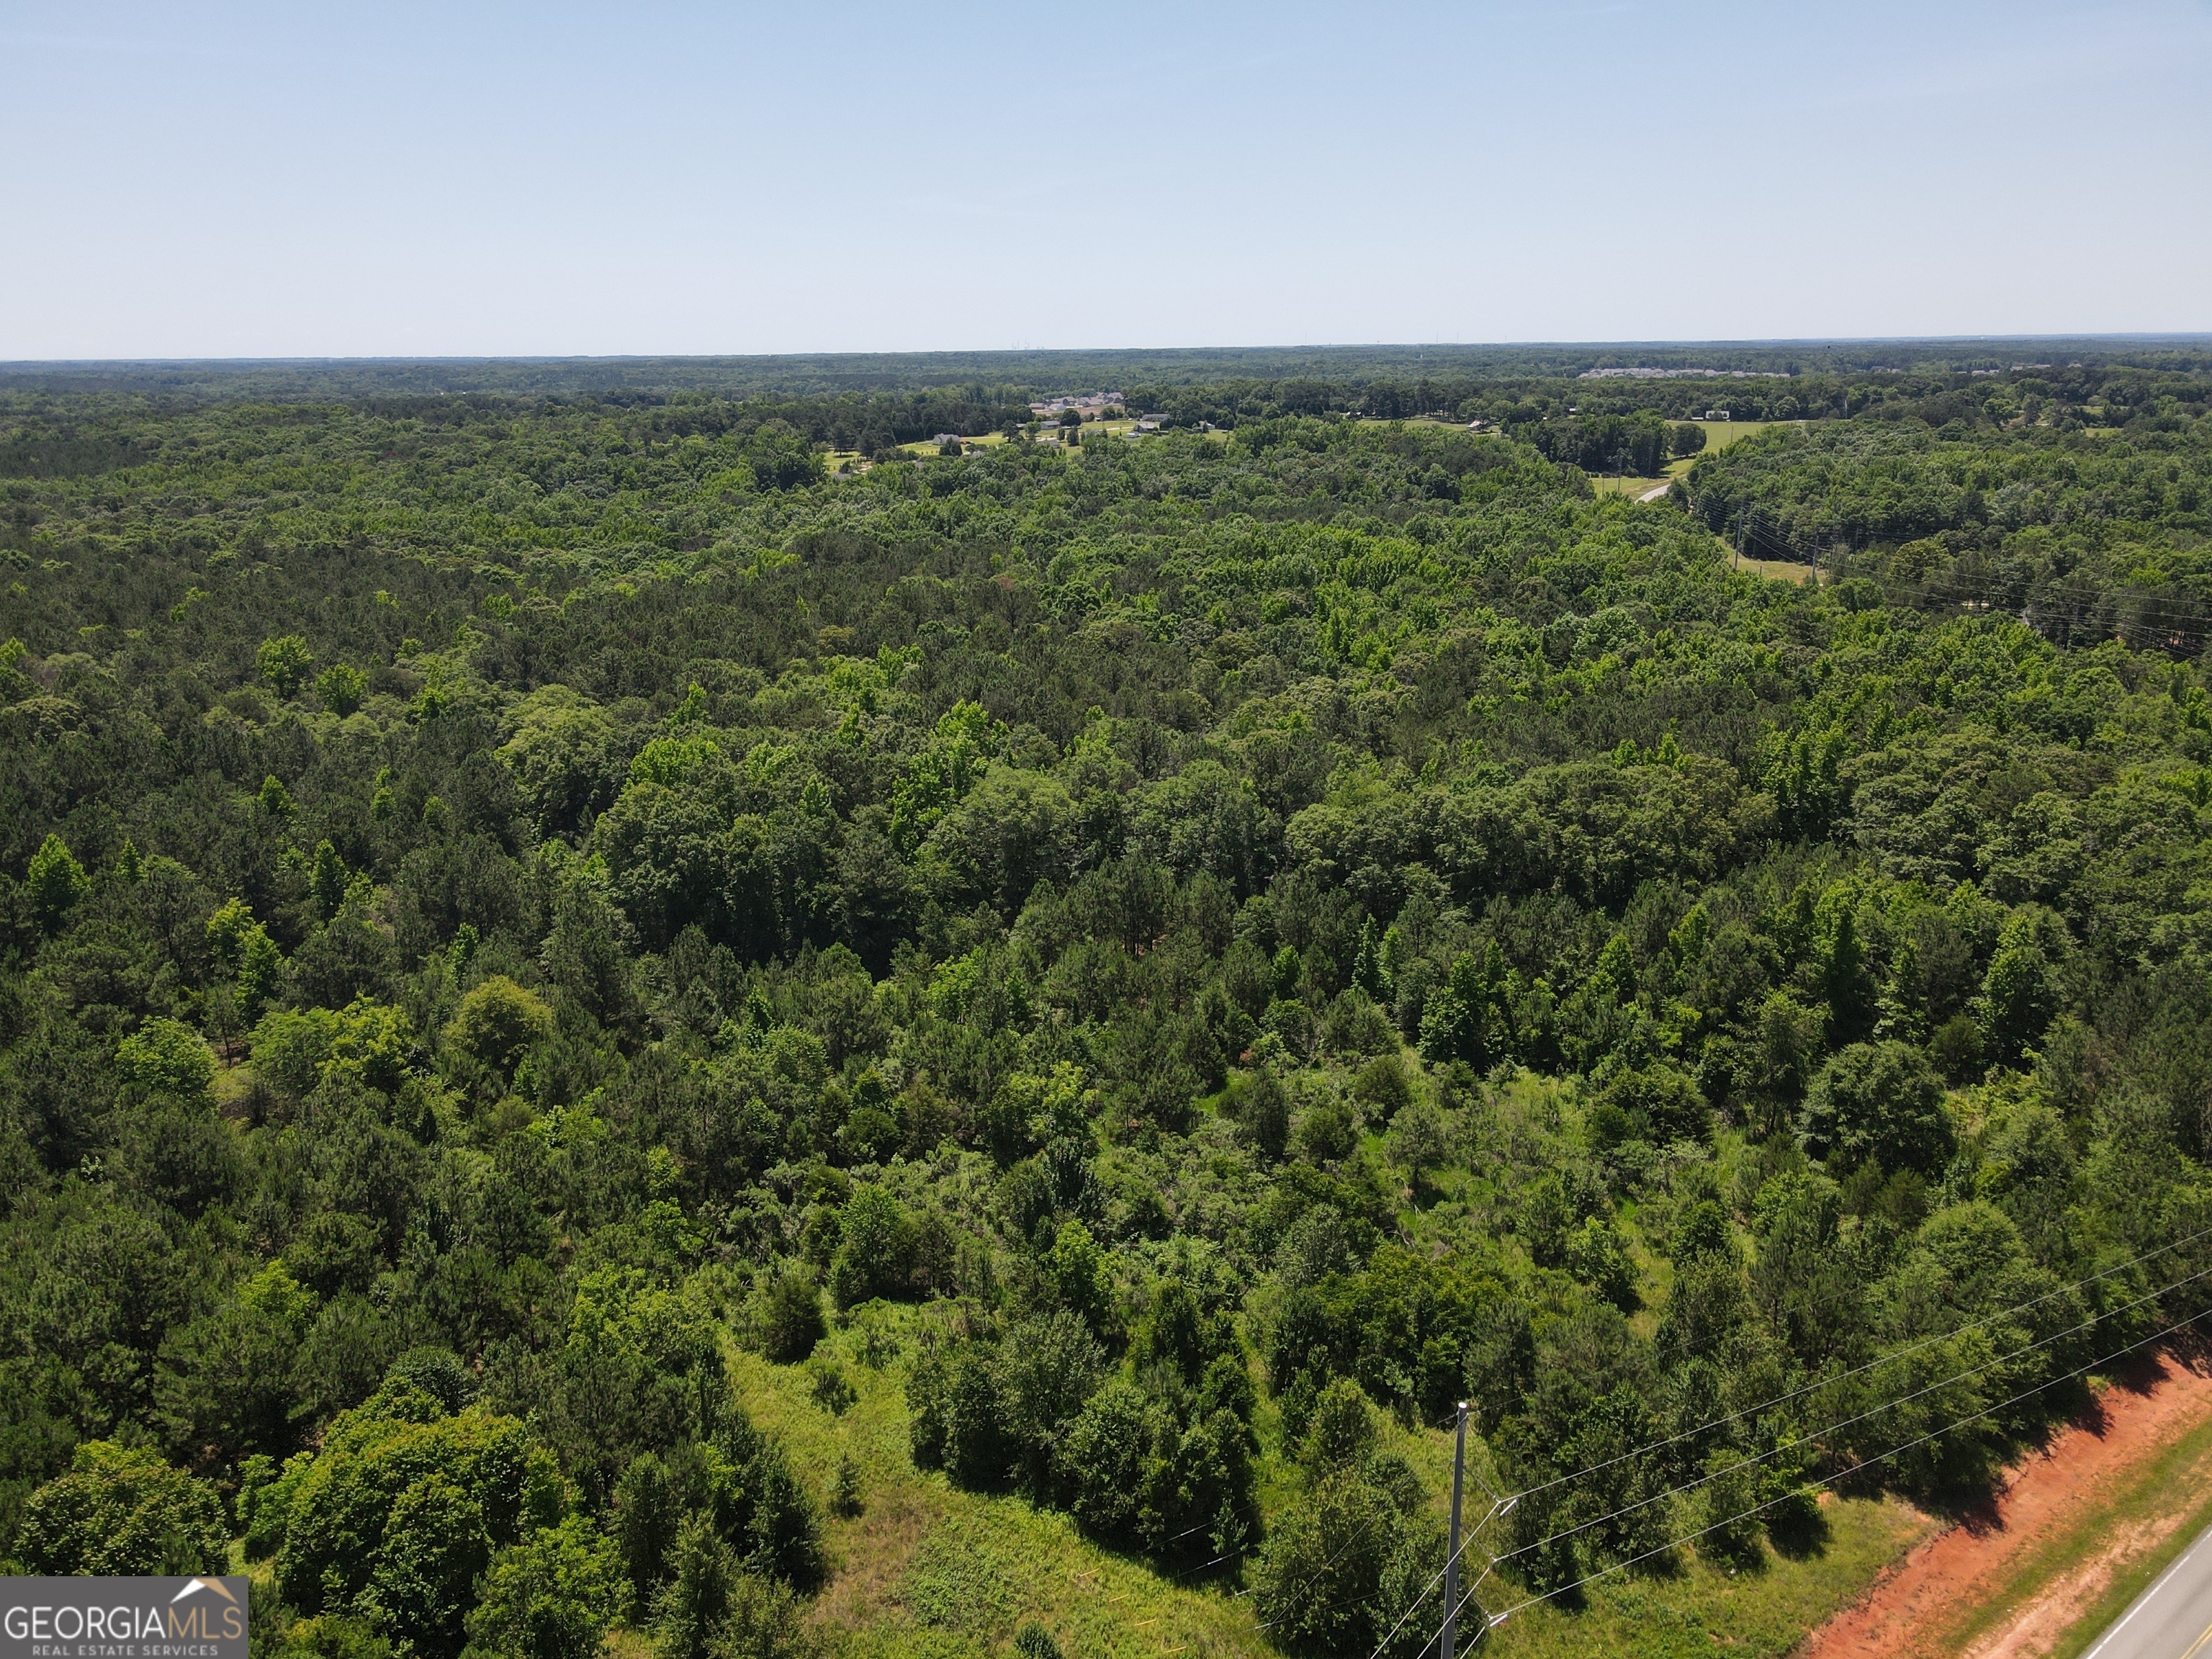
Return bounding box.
[1028,393,1126,418]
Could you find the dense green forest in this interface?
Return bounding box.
[2,348,2211,1659]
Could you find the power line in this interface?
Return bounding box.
[1242,1403,1472,1625]
[1707,503,2212,645]
[1260,1224,2212,1645]
[1455,1303,2212,1647]
[1705,496,2212,623]
[1344,1228,2212,1657]
[1896,565,2212,629]
[1491,1218,2212,1516]
[1489,1255,2212,1573]
[1721,546,2212,657]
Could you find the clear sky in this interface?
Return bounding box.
[3,0,2208,359]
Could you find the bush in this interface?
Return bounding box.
[828,1184,916,1308]
[361,1472,490,1656]
[462,1516,624,1659]
[1930,1013,1984,1084]
[1696,1447,1764,1570]
[113,1022,217,1110]
[1299,1377,1377,1471]
[24,832,89,933]
[259,634,315,697]
[318,662,369,716]
[828,1455,862,1519]
[1239,1069,1291,1162]
[278,1375,563,1629]
[1061,1378,1150,1541]
[1594,1064,1709,1145]
[807,1361,855,1416]
[907,1340,1015,1492]
[1801,1040,1954,1173]
[17,1441,228,1575]
[1352,1054,1412,1116]
[1251,1469,1437,1659]
[755,1264,826,1363]
[444,976,555,1083]
[392,1346,477,1414]
[1385,1100,1449,1194]
[1294,1100,1358,1164]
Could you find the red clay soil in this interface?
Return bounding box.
[1798,1350,2212,1659]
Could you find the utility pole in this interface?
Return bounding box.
[1442,1400,1468,1659]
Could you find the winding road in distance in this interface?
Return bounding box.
[2084,1521,2212,1659]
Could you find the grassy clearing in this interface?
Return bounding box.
[718,1308,1926,1659]
[894,421,1168,460]
[1592,422,1799,498]
[1727,554,1820,585]
[1689,418,1784,454]
[1486,1497,1931,1659]
[727,1316,1279,1659]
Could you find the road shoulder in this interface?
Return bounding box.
[1797,1349,2212,1659]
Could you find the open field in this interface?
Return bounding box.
[1731,554,1820,583]
[1690,417,1786,452]
[1588,419,1802,498]
[893,418,1163,459]
[881,415,1798,472]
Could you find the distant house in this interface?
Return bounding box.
[1705,410,1731,421]
[1027,393,1127,419]
[932,433,962,444]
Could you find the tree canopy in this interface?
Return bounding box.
[2,349,2211,1655]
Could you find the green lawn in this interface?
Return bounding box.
[1687,418,1786,454]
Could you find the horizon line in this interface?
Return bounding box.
[4,331,2211,372]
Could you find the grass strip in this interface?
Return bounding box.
[1921,1395,2212,1659]
[2046,1414,2212,1659]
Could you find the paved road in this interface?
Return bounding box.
[2084,1521,2212,1659]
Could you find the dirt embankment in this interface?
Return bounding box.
[1798,1351,2212,1659]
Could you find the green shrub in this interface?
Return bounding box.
[461,1516,624,1659]
[278,1375,562,1632]
[754,1264,825,1363]
[259,634,315,697]
[16,1442,228,1575]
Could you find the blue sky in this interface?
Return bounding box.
[2,0,2208,357]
